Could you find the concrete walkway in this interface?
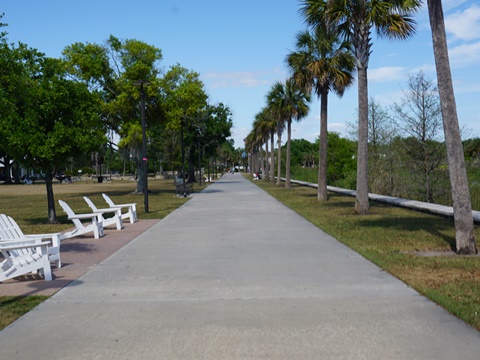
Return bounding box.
[1,173,479,359]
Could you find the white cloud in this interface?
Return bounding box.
[369,66,407,82]
[329,122,348,134]
[449,41,480,66]
[204,71,272,89]
[454,82,480,94]
[443,0,470,12]
[373,91,401,107]
[231,127,249,147]
[445,5,480,41]
[409,63,437,75]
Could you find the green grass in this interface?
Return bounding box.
[251,176,480,331]
[0,178,204,330]
[1,178,202,234]
[0,296,49,330]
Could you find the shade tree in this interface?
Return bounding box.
[63,35,164,194]
[0,41,104,222]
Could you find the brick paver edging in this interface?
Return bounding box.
[0,219,160,297]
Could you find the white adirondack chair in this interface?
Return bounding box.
[58,200,104,239]
[83,196,123,230]
[0,239,52,282]
[102,193,137,224]
[0,214,62,268]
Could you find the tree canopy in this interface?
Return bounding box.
[0,36,105,222]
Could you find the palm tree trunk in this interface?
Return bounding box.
[286,119,292,188]
[318,91,328,201]
[259,145,264,178]
[248,153,252,174]
[270,130,275,182]
[427,0,477,254]
[276,131,282,185]
[264,139,270,181]
[355,66,370,214]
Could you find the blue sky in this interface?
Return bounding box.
[2,1,480,148]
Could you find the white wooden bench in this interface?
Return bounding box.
[0,214,62,268]
[0,239,52,282]
[58,200,104,239]
[83,196,123,230]
[102,193,137,224]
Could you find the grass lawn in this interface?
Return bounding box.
[251,176,480,331]
[0,177,204,330]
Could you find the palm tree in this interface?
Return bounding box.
[252,111,271,179]
[265,109,278,183]
[275,115,285,186]
[266,84,285,185]
[426,0,477,255]
[255,107,277,182]
[244,132,256,175]
[286,21,355,201]
[267,79,310,188]
[300,0,422,213]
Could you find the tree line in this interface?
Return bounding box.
[0,16,234,223]
[246,1,477,255]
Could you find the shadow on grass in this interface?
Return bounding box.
[314,192,356,209]
[356,215,456,251]
[290,187,457,250]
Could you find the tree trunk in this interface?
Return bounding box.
[355,66,370,214]
[259,145,264,179]
[318,91,329,201]
[2,155,13,184]
[285,119,292,188]
[13,163,21,184]
[249,152,252,174]
[45,171,57,224]
[270,130,275,182]
[276,131,282,185]
[427,0,477,254]
[188,147,196,183]
[264,139,270,181]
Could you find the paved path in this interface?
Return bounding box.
[1,173,479,359]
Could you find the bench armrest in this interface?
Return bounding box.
[25,233,61,239]
[109,203,136,208]
[0,240,50,251]
[93,208,121,214]
[68,213,98,220]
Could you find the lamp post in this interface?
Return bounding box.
[134,80,150,213]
